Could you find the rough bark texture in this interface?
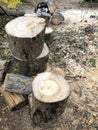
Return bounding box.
[26,43,49,76]
[0,86,28,111]
[7,29,45,61]
[3,73,33,95]
[0,60,10,82]
[29,92,69,128]
[7,43,49,76]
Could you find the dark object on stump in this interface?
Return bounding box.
[35,2,50,14]
[35,2,51,23]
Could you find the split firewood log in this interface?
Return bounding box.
[0,86,28,111]
[3,73,33,95]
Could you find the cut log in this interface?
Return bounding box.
[8,43,49,76]
[51,12,64,25]
[0,86,28,111]
[3,73,33,95]
[5,16,46,61]
[30,72,70,127]
[48,1,56,14]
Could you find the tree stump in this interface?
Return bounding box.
[29,72,70,128]
[5,16,46,61]
[45,27,53,43]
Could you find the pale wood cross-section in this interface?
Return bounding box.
[5,16,46,61]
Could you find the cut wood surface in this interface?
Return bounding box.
[0,86,27,111]
[45,27,53,34]
[5,16,46,38]
[32,72,70,103]
[3,73,33,95]
[51,12,64,25]
[5,16,46,61]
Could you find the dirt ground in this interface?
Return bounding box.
[0,0,98,130]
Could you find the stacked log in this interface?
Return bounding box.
[5,16,49,76]
[0,60,10,83]
[3,73,33,95]
[0,73,33,110]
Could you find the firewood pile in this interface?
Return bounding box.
[0,15,70,128]
[0,60,70,128]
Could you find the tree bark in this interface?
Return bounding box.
[0,60,10,82]
[7,43,49,76]
[26,43,49,76]
[3,73,33,95]
[29,92,69,128]
[5,16,46,61]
